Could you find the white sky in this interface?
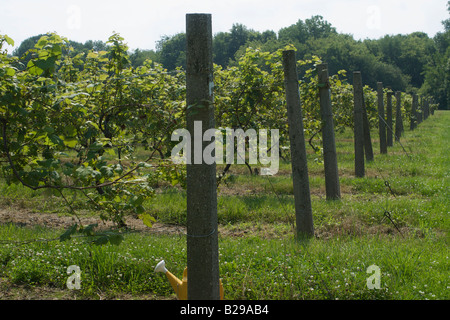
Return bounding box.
[1,0,448,52]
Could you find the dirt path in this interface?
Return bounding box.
[0,205,294,239]
[0,206,186,236]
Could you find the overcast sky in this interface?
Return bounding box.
[1,0,448,52]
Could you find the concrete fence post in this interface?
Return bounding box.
[185,13,220,300]
[395,91,403,142]
[377,82,387,154]
[386,91,394,147]
[353,72,365,177]
[282,50,314,238]
[317,63,341,200]
[411,94,418,130]
[362,93,374,162]
[417,96,423,124]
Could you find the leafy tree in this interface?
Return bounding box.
[420,1,450,109]
[213,24,277,68]
[303,34,409,91]
[367,33,435,89]
[443,1,450,32]
[0,32,186,234]
[304,15,337,39]
[13,34,47,58]
[83,40,109,52]
[12,35,110,73]
[278,16,413,91]
[213,31,233,67]
[149,13,440,95]
[278,19,309,43]
[279,15,336,43]
[156,33,186,70]
[129,48,160,68]
[11,34,47,70]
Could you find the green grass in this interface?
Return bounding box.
[0,223,447,300]
[0,111,448,300]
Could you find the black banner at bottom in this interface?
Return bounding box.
[0,300,444,319]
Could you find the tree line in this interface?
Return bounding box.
[10,4,450,110]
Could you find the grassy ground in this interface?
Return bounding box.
[0,111,448,300]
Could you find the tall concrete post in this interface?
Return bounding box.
[317,63,340,200]
[395,91,403,142]
[417,96,423,124]
[386,91,394,147]
[353,72,365,177]
[411,94,418,130]
[185,13,220,300]
[361,93,374,162]
[282,50,314,238]
[377,82,387,154]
